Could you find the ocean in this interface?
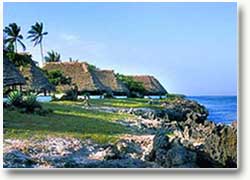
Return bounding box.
[187,96,237,125]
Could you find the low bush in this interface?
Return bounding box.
[6,51,32,67]
[23,94,42,113]
[166,93,186,101]
[103,92,114,98]
[116,73,146,97]
[8,90,23,107]
[129,91,144,98]
[6,90,51,115]
[44,69,71,86]
[61,89,78,101]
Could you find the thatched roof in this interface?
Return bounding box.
[94,70,129,95]
[3,55,26,87]
[43,62,129,95]
[20,61,55,92]
[43,62,107,94]
[129,75,167,95]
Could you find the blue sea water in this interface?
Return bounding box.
[187,96,237,125]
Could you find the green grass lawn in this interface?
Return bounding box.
[3,98,172,144]
[49,98,166,110]
[89,98,164,109]
[3,101,138,144]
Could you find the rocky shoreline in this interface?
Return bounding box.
[3,98,237,168]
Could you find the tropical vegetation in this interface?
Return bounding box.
[43,69,71,86]
[116,73,146,97]
[3,23,26,53]
[3,21,168,144]
[44,50,61,62]
[27,22,48,64]
[6,90,45,114]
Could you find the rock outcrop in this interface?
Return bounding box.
[147,131,198,168]
[145,122,237,168]
[3,97,237,168]
[4,150,36,168]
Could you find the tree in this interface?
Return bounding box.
[44,50,61,62]
[43,69,71,86]
[27,22,48,64]
[3,23,26,53]
[69,57,79,62]
[116,73,146,97]
[3,32,8,50]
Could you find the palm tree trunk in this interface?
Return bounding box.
[40,41,44,65]
[15,41,18,53]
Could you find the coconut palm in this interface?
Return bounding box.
[3,32,8,50]
[44,50,61,62]
[27,22,48,64]
[3,23,26,53]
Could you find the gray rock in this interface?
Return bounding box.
[115,139,143,159]
[163,139,197,168]
[147,131,198,168]
[201,125,237,167]
[4,150,36,168]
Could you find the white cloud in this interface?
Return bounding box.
[60,33,80,42]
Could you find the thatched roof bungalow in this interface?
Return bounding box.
[129,75,167,96]
[43,62,129,95]
[20,61,55,93]
[94,70,129,95]
[3,55,26,87]
[43,62,106,94]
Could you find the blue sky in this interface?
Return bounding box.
[3,2,237,96]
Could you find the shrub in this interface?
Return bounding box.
[116,73,146,97]
[23,94,42,113]
[129,91,144,98]
[3,87,13,96]
[6,51,32,67]
[61,89,78,101]
[6,91,51,115]
[43,69,71,86]
[167,93,186,101]
[8,90,23,107]
[87,63,97,72]
[103,92,114,98]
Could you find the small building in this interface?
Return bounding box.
[43,62,129,96]
[93,70,129,96]
[3,55,26,90]
[20,60,55,95]
[129,75,167,96]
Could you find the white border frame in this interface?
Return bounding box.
[1,1,248,179]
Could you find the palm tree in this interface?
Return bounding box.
[3,23,26,53]
[44,50,61,62]
[27,22,48,64]
[3,32,8,50]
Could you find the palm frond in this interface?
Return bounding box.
[27,21,47,48]
[17,39,26,51]
[45,50,61,62]
[4,23,25,52]
[18,34,23,39]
